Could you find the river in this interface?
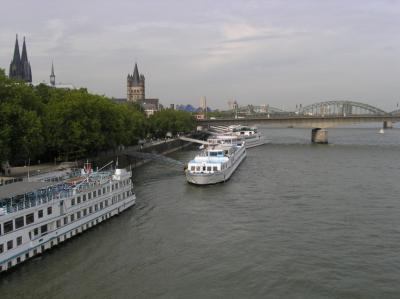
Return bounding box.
[1,127,400,298]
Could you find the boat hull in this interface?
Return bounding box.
[186,147,246,185]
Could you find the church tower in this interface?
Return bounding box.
[9,35,32,83]
[127,62,145,102]
[50,61,56,86]
[9,35,22,80]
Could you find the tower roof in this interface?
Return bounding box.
[21,36,28,62]
[132,62,140,84]
[51,61,55,76]
[12,34,21,63]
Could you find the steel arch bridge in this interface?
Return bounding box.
[235,105,286,114]
[299,101,387,116]
[390,109,400,115]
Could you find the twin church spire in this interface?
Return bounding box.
[9,35,32,83]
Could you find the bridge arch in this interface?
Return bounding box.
[300,101,387,116]
[236,105,287,115]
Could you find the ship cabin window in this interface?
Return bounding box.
[41,224,48,235]
[209,151,218,157]
[93,191,97,198]
[47,207,52,215]
[56,220,61,228]
[77,211,81,219]
[7,240,13,250]
[77,196,81,204]
[26,213,34,225]
[4,220,13,234]
[16,236,22,246]
[71,198,75,206]
[207,166,211,172]
[0,244,3,253]
[64,217,68,225]
[213,166,218,171]
[191,166,195,171]
[70,214,75,222]
[38,210,43,218]
[15,217,24,229]
[83,194,86,201]
[88,193,91,200]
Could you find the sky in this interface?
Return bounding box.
[1,0,400,111]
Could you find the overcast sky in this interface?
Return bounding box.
[1,0,400,110]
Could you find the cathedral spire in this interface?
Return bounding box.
[9,34,22,79]
[50,61,56,86]
[21,36,28,62]
[9,35,32,82]
[12,35,21,64]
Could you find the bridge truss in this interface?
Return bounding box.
[299,101,387,116]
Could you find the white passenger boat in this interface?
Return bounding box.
[210,125,267,148]
[228,125,266,148]
[0,161,135,273]
[185,137,246,185]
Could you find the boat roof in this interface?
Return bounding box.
[0,181,55,199]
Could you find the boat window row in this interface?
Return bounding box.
[190,165,219,173]
[70,179,130,207]
[0,206,53,236]
[29,190,131,240]
[0,235,23,255]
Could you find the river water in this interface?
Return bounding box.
[1,127,400,298]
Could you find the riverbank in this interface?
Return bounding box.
[0,138,192,184]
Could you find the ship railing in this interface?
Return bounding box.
[0,188,74,215]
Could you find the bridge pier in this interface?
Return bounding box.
[383,120,393,129]
[311,128,328,144]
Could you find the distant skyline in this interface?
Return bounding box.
[1,0,400,110]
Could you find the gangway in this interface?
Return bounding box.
[123,151,184,167]
[178,136,210,145]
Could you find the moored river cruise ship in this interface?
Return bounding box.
[0,162,136,273]
[186,137,246,185]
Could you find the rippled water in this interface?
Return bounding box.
[1,128,400,298]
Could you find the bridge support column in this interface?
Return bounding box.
[311,128,328,144]
[383,121,393,129]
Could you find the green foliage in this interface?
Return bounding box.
[0,69,194,166]
[149,109,195,138]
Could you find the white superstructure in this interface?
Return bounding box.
[210,125,268,148]
[185,137,246,185]
[0,162,135,273]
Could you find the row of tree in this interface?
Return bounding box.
[0,69,195,166]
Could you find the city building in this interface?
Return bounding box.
[9,35,32,83]
[127,63,145,102]
[141,98,161,116]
